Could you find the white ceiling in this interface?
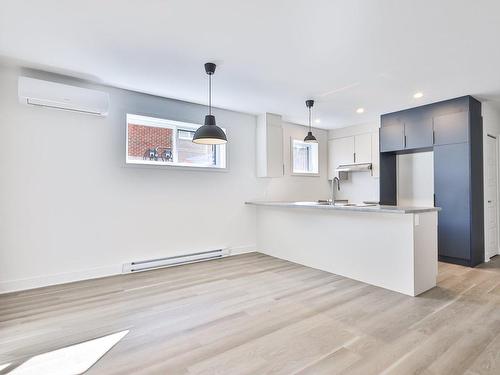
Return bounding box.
[1,0,500,128]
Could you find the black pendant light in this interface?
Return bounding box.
[304,99,318,143]
[192,63,228,145]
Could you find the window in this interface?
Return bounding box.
[291,139,319,175]
[126,114,226,169]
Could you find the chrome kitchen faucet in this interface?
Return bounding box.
[331,177,340,204]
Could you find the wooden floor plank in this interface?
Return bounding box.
[0,252,499,374]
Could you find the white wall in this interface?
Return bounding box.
[482,101,500,138]
[328,123,380,203]
[0,64,330,292]
[263,121,330,201]
[397,151,434,207]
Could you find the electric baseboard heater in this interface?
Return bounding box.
[122,248,229,273]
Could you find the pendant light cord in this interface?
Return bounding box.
[208,73,212,116]
[309,107,312,131]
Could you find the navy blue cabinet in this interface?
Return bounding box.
[434,143,471,260]
[380,122,404,152]
[379,96,484,267]
[380,114,433,152]
[433,111,469,145]
[404,117,434,150]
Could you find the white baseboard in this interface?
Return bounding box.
[0,244,257,294]
[0,264,122,294]
[228,244,257,255]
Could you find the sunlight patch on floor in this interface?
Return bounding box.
[0,363,12,371]
[3,330,128,375]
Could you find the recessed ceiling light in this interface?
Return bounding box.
[356,108,365,114]
[413,92,423,99]
[315,119,321,124]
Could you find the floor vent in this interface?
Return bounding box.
[122,248,229,273]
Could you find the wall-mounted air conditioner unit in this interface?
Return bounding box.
[18,76,109,116]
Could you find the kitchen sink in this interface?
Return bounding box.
[328,201,378,207]
[294,201,332,205]
[295,201,378,207]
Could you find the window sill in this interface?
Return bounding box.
[123,160,229,172]
[291,172,320,177]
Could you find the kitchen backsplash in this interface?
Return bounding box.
[333,171,379,203]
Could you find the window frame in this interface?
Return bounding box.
[125,113,228,171]
[290,138,320,177]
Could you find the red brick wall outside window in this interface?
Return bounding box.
[127,124,173,159]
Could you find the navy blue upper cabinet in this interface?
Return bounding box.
[404,117,433,150]
[380,115,433,152]
[380,122,404,152]
[433,111,469,145]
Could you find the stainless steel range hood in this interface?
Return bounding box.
[335,163,372,173]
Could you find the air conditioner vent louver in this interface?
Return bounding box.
[18,76,109,116]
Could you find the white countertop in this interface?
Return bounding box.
[245,201,440,214]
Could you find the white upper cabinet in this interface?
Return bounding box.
[328,132,378,179]
[328,136,354,179]
[256,113,284,177]
[354,133,372,164]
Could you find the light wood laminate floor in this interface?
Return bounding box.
[1,253,500,375]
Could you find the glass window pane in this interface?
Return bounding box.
[292,139,318,174]
[177,129,216,166]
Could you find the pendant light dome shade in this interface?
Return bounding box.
[193,63,227,145]
[304,99,318,143]
[193,115,228,144]
[304,131,317,143]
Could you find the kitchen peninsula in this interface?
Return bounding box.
[246,201,440,296]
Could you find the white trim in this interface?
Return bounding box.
[127,113,198,130]
[172,121,178,163]
[484,133,500,261]
[290,172,320,177]
[122,161,230,173]
[0,245,256,294]
[0,264,122,294]
[126,158,226,169]
[228,244,256,255]
[290,138,320,175]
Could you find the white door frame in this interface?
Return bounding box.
[485,134,500,261]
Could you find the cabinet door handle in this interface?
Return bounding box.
[432,130,435,144]
[404,135,407,148]
[354,152,356,163]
